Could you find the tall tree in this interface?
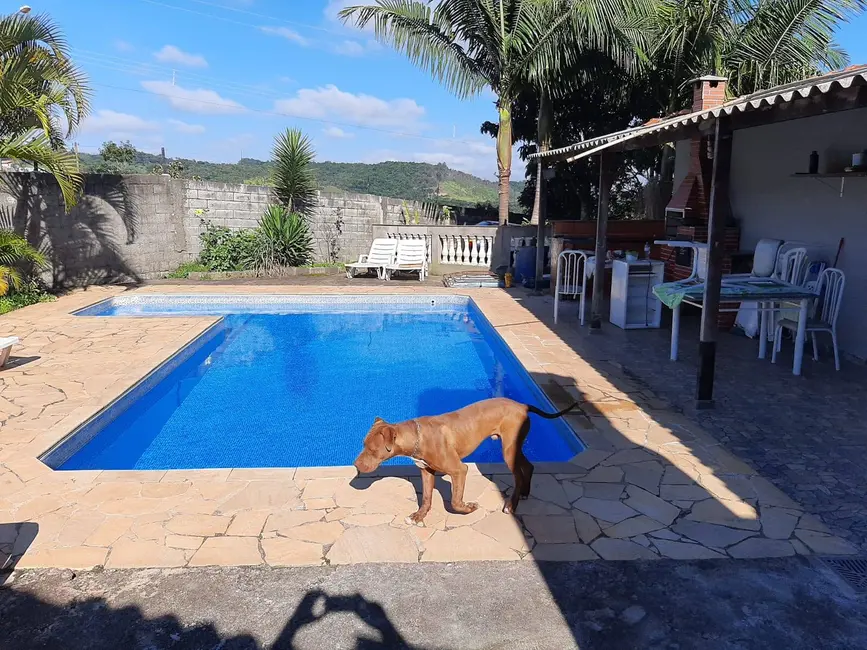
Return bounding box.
[0,12,91,209]
[340,0,641,225]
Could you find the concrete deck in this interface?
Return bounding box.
[0,284,859,570]
[2,559,866,649]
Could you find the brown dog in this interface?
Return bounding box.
[353,397,579,525]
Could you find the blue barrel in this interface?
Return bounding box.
[514,246,536,283]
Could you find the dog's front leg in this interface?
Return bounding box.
[407,467,435,526]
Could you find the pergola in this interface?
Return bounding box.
[530,65,867,406]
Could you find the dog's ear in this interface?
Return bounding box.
[373,416,384,424]
[380,425,396,453]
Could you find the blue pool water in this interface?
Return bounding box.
[48,296,583,470]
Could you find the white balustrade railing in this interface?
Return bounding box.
[438,233,494,267]
[372,224,548,271]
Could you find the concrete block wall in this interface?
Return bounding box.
[0,173,431,286]
[0,173,191,286]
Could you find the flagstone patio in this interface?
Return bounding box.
[0,285,858,570]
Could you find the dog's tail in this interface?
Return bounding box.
[526,402,581,419]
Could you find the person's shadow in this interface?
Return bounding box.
[272,590,416,650]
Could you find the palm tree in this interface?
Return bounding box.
[0,229,46,295]
[645,0,865,202]
[648,0,864,109]
[271,128,317,218]
[340,0,643,225]
[0,12,91,209]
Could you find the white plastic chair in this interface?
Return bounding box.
[0,336,19,368]
[385,238,428,281]
[345,238,397,279]
[775,247,809,284]
[772,267,845,371]
[554,250,589,325]
[767,247,809,344]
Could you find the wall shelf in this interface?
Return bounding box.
[791,171,867,197]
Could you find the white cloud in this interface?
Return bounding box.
[334,40,364,56]
[324,0,356,23]
[322,126,354,139]
[114,39,135,53]
[332,39,381,56]
[260,26,309,46]
[153,45,208,68]
[168,119,206,134]
[274,85,425,130]
[81,110,160,135]
[141,80,246,115]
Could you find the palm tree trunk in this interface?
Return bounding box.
[531,91,553,225]
[530,161,542,226]
[496,104,512,225]
[534,89,552,289]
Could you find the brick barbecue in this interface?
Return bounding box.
[660,75,741,328]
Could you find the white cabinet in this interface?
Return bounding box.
[609,260,664,329]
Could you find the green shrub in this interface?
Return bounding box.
[198,221,259,272]
[245,205,313,272]
[167,262,209,278]
[0,281,54,314]
[0,230,47,296]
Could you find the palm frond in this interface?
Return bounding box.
[340,0,490,98]
[728,0,865,92]
[0,229,47,268]
[0,131,82,209]
[0,264,21,295]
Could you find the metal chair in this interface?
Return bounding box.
[554,250,589,325]
[772,267,845,370]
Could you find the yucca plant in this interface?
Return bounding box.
[271,128,317,218]
[0,229,47,295]
[246,205,313,273]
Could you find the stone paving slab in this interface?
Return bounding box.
[0,285,859,569]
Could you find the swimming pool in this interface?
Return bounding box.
[44,295,584,470]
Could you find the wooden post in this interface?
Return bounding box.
[696,116,732,407]
[591,153,614,329]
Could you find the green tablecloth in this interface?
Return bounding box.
[652,278,815,309]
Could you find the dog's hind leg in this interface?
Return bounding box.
[446,459,478,515]
[502,417,533,513]
[517,448,534,499]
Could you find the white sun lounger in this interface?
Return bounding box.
[385,239,428,281]
[0,337,19,368]
[345,238,397,279]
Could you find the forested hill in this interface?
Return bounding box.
[77,151,524,209]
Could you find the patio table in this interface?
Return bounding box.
[653,276,817,376]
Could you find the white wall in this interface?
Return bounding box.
[729,106,867,360]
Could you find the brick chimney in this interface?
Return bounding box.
[667,74,730,225]
[692,75,728,112]
[663,72,740,309]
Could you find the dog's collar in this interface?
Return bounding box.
[411,419,422,459]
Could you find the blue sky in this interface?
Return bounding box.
[37,0,867,181]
